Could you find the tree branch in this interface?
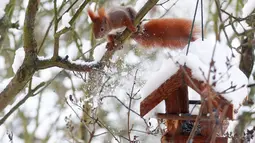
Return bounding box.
[55,0,91,37]
[0,0,40,112]
[23,0,39,53]
[0,0,16,49]
[36,57,101,72]
[53,0,91,59]
[0,82,45,125]
[0,0,97,113]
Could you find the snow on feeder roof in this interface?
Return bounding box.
[140,38,248,112]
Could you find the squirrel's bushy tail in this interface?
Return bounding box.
[132,18,200,49]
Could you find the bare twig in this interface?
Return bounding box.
[53,0,91,59]
[37,0,77,54]
[201,0,204,40]
[0,70,63,125]
[101,95,147,124]
[66,97,121,143]
[0,82,45,125]
[187,102,206,142]
[65,98,92,134]
[209,104,229,143]
[160,0,180,18]
[127,69,138,141]
[186,0,200,55]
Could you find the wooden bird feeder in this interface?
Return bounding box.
[140,67,235,143]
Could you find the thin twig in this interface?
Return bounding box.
[66,97,121,143]
[0,70,64,125]
[200,0,204,40]
[127,69,139,141]
[186,0,200,55]
[160,0,180,18]
[37,0,76,54]
[101,95,147,124]
[53,0,91,59]
[187,102,206,142]
[65,99,92,134]
[0,82,45,125]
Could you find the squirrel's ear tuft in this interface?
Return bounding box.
[87,9,97,22]
[98,7,105,18]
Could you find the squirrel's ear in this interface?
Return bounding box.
[98,7,105,18]
[87,9,97,22]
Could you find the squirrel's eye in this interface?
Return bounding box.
[100,27,104,32]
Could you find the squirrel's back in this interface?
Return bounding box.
[133,18,200,48]
[106,7,137,30]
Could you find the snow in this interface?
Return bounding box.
[140,58,179,98]
[67,42,78,59]
[61,12,71,28]
[124,50,141,65]
[106,112,119,123]
[93,42,107,62]
[8,34,16,49]
[68,58,98,66]
[12,48,25,74]
[0,0,10,19]
[22,0,29,8]
[183,39,248,110]
[0,56,6,70]
[82,39,92,58]
[94,128,107,136]
[140,38,248,112]
[63,76,84,89]
[37,55,51,60]
[91,128,108,142]
[0,126,24,143]
[38,66,62,81]
[0,77,12,93]
[31,76,45,89]
[148,118,158,131]
[235,21,252,34]
[56,12,72,32]
[33,98,59,139]
[242,0,255,18]
[18,10,26,27]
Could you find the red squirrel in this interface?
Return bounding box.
[88,7,200,50]
[88,7,137,38]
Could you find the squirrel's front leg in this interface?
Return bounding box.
[106,33,124,50]
[106,34,117,51]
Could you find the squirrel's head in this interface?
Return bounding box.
[88,8,110,39]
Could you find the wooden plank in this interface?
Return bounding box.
[164,83,189,135]
[157,113,212,121]
[140,69,184,117]
[189,100,201,104]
